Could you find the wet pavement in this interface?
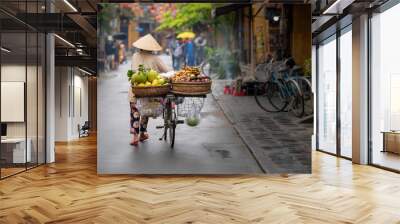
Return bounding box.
[97,56,263,174]
[213,81,312,173]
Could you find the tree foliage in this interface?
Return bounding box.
[98,4,118,34]
[157,3,213,32]
[98,4,135,35]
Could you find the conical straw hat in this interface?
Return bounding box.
[132,34,162,51]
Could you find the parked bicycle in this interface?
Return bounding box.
[254,59,312,118]
[292,75,313,116]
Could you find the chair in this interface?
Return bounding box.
[78,121,90,138]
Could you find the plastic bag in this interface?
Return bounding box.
[185,104,201,127]
[136,98,163,118]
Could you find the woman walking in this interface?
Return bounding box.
[129,34,170,146]
[185,39,195,66]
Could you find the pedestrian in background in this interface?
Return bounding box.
[194,33,207,66]
[173,39,185,70]
[113,41,119,70]
[168,37,179,70]
[105,36,114,71]
[119,43,126,64]
[185,38,195,66]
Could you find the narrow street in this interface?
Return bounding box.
[97,54,263,174]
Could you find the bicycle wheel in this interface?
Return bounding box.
[296,77,313,115]
[168,109,176,148]
[163,109,169,141]
[163,100,172,142]
[255,82,280,112]
[286,79,304,117]
[266,80,288,111]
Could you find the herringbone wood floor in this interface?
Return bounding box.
[1,135,400,224]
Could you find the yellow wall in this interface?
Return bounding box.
[128,20,140,48]
[291,4,312,67]
[253,5,269,64]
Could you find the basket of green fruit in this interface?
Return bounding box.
[127,65,170,97]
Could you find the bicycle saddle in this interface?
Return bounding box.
[292,65,302,72]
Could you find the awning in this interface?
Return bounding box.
[212,3,251,18]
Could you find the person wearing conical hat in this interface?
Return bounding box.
[131,34,170,72]
[129,34,171,146]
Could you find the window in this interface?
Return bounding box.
[316,24,353,158]
[370,3,400,171]
[339,27,352,158]
[317,35,337,154]
[0,1,46,179]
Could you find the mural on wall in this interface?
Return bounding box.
[97,2,312,175]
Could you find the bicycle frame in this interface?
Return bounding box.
[158,93,206,148]
[269,69,301,100]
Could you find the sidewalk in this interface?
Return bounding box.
[213,81,312,173]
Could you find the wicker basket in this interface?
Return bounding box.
[171,81,212,95]
[132,84,171,97]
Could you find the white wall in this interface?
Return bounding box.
[1,65,37,138]
[1,65,26,143]
[1,82,25,122]
[54,67,89,141]
[1,63,46,164]
[1,65,26,137]
[71,73,89,138]
[55,66,70,141]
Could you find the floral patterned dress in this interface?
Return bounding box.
[129,51,170,135]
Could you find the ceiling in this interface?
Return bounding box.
[0,0,99,73]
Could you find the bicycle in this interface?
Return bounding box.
[291,75,313,116]
[282,64,313,116]
[254,61,305,117]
